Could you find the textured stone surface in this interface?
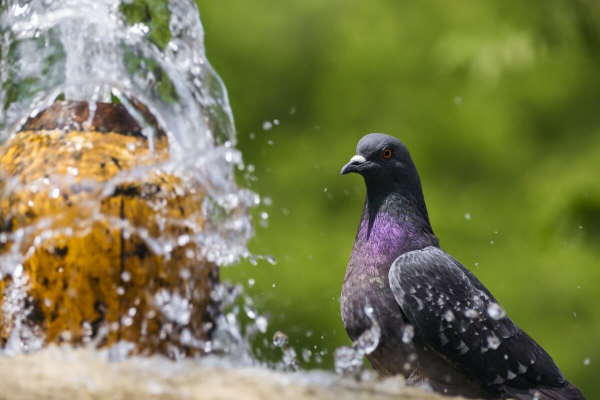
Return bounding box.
[0,347,465,400]
[0,102,216,355]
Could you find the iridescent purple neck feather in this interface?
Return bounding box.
[346,183,439,281]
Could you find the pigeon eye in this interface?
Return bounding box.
[382,148,393,159]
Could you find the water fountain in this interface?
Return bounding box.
[0,0,254,356]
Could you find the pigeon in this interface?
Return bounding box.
[340,133,585,400]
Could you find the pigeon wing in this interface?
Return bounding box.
[388,246,566,392]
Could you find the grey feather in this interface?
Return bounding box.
[389,247,579,398]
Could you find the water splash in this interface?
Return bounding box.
[0,0,253,263]
[334,306,381,378]
[272,331,300,372]
[0,0,255,354]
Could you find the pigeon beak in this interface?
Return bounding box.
[341,155,367,175]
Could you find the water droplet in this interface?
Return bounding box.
[177,234,190,246]
[243,304,257,319]
[121,271,131,282]
[454,96,463,105]
[262,121,273,130]
[260,211,269,220]
[401,325,415,344]
[51,188,60,199]
[444,310,455,321]
[490,241,495,245]
[302,348,312,362]
[487,336,500,350]
[584,358,591,366]
[255,316,268,333]
[266,255,277,265]
[179,269,191,280]
[465,213,471,220]
[465,309,479,319]
[248,278,255,286]
[314,353,323,364]
[273,331,289,347]
[486,303,506,320]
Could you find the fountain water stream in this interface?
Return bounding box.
[0,0,257,356]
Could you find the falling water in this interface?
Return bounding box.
[0,0,257,355]
[0,0,382,378]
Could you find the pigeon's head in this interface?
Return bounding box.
[341,133,420,189]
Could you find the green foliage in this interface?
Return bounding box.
[1,34,61,111]
[2,76,40,111]
[197,0,600,396]
[119,0,179,105]
[123,50,179,105]
[120,0,172,50]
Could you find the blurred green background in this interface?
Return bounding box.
[196,0,599,396]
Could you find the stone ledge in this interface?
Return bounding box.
[0,347,465,400]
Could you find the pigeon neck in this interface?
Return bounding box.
[364,182,434,238]
[346,185,438,281]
